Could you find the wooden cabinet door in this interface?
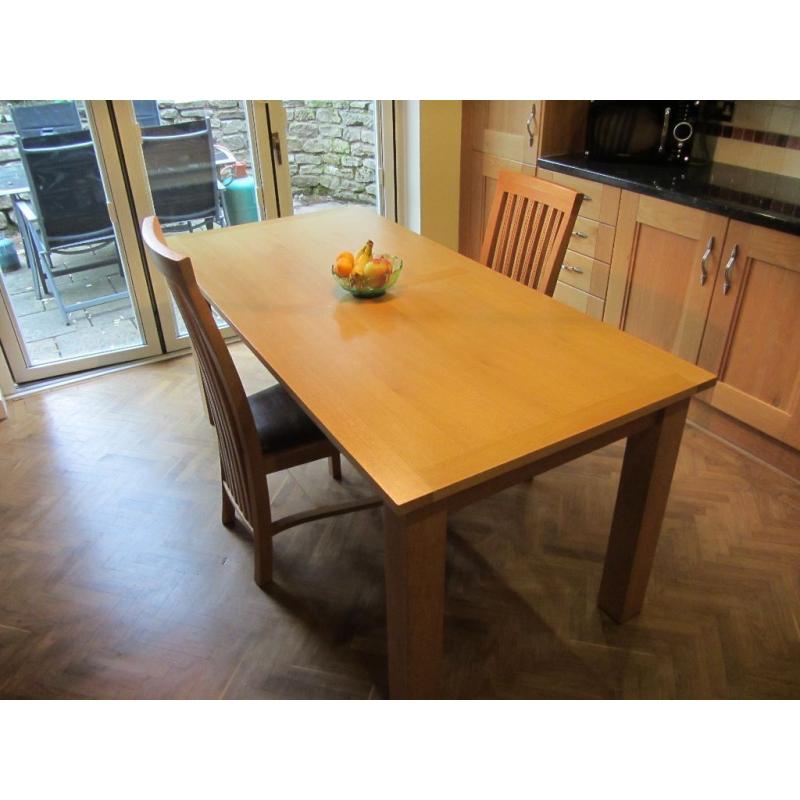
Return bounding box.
[459,101,541,260]
[697,222,800,449]
[605,191,729,362]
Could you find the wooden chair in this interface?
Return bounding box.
[480,171,582,297]
[141,217,380,588]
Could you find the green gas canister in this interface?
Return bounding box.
[0,237,22,273]
[221,163,259,226]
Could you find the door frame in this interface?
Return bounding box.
[0,101,163,384]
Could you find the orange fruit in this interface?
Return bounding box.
[334,251,355,278]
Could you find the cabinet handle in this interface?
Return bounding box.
[581,195,593,203]
[571,231,589,239]
[700,235,714,286]
[561,264,584,274]
[526,103,537,147]
[722,244,738,295]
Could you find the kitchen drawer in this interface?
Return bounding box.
[559,250,610,298]
[553,281,605,320]
[568,216,615,263]
[538,169,620,225]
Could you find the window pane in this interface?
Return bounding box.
[0,100,146,366]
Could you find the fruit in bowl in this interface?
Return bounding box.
[332,240,402,297]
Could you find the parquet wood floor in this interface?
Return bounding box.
[1,345,798,699]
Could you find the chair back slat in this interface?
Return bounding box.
[479,172,582,297]
[140,216,268,532]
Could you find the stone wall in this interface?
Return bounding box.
[285,100,377,207]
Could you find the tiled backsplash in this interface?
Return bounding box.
[702,101,800,178]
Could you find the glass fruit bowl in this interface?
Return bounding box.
[332,255,403,298]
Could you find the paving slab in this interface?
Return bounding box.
[24,338,61,366]
[16,306,84,342]
[55,317,142,359]
[6,289,46,317]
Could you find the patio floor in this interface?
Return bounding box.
[0,240,143,367]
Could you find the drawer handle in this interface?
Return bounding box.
[723,244,738,295]
[561,264,584,274]
[581,195,593,203]
[700,235,714,286]
[571,231,589,239]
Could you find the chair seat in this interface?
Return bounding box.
[247,385,326,455]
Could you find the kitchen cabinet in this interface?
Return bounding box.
[459,102,589,261]
[697,222,800,450]
[605,192,729,363]
[536,168,620,318]
[459,101,541,260]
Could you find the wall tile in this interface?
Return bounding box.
[769,105,795,135]
[733,100,772,130]
[782,148,800,179]
[791,110,800,137]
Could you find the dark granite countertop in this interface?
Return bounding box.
[538,154,800,236]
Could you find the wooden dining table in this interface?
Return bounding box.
[173,206,716,699]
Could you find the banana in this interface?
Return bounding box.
[353,240,373,275]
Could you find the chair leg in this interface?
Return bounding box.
[329,452,342,481]
[253,521,273,588]
[221,484,235,528]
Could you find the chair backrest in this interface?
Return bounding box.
[133,100,161,128]
[140,119,219,225]
[10,102,82,138]
[18,130,113,247]
[479,172,582,297]
[140,216,268,531]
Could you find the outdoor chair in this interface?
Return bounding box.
[16,130,128,323]
[480,171,582,297]
[141,216,380,587]
[10,102,82,138]
[140,119,225,233]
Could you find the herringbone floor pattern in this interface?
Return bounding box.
[1,345,799,699]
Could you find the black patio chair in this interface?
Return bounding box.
[16,130,129,323]
[133,100,161,128]
[140,119,225,233]
[10,102,83,138]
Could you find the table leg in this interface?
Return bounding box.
[598,399,689,623]
[383,505,447,699]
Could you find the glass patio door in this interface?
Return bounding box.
[270,101,397,220]
[113,100,279,351]
[0,100,162,383]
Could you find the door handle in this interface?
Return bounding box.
[270,132,283,166]
[723,244,738,295]
[700,235,714,286]
[526,104,537,148]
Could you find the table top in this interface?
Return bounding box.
[172,207,716,512]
